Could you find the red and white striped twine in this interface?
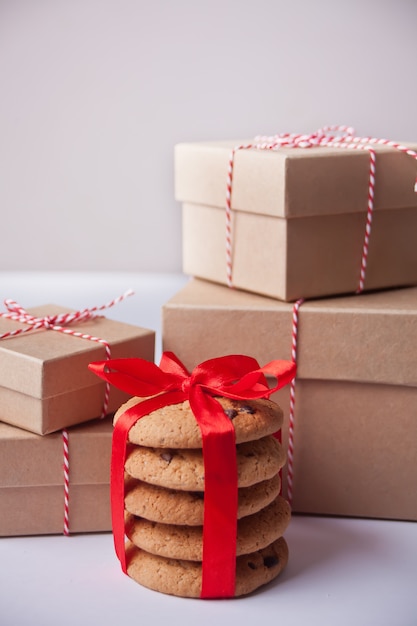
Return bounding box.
[226,142,254,287]
[225,126,417,292]
[286,298,304,507]
[62,428,70,536]
[0,289,134,535]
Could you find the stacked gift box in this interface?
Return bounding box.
[163,133,417,522]
[0,303,155,536]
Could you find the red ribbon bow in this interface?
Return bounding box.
[89,351,296,598]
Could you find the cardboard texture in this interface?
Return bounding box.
[0,417,113,535]
[162,278,417,521]
[175,140,417,301]
[0,305,155,434]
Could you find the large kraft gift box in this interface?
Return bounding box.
[0,416,113,535]
[162,278,417,521]
[0,305,155,435]
[175,139,417,301]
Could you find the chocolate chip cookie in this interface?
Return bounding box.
[124,473,281,525]
[125,536,289,598]
[115,396,283,448]
[124,435,285,490]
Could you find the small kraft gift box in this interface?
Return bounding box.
[0,416,113,536]
[162,278,417,522]
[174,128,417,301]
[0,298,155,434]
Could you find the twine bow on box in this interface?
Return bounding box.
[89,351,296,599]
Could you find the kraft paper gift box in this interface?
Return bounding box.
[175,139,417,301]
[162,278,417,521]
[0,305,155,435]
[0,416,113,536]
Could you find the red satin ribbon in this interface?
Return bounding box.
[89,351,296,599]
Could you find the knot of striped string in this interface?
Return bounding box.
[252,125,357,149]
[1,299,104,333]
[0,289,134,534]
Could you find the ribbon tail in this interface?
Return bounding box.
[110,390,187,573]
[190,387,238,598]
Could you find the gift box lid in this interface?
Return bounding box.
[175,139,417,218]
[0,417,112,488]
[0,304,155,399]
[162,279,417,388]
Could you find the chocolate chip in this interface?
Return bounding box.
[247,561,257,570]
[160,451,173,463]
[224,408,238,420]
[239,405,255,414]
[263,555,279,569]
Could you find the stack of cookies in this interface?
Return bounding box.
[116,395,291,597]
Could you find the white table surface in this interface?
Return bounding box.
[1,272,416,626]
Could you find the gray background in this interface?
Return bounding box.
[1,0,416,273]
